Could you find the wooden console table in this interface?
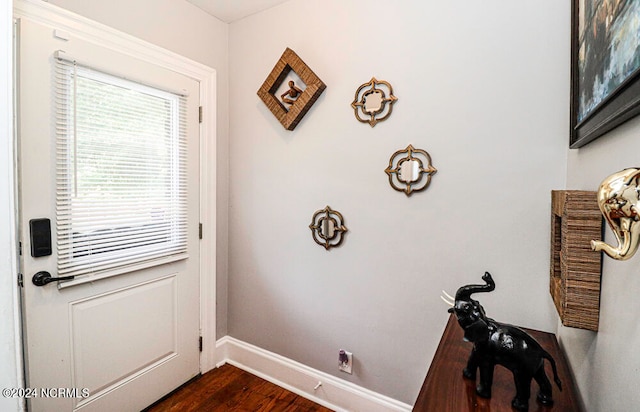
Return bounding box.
[413,315,583,411]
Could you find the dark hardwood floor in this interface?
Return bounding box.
[143,364,334,411]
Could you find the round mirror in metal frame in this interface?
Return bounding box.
[385,144,437,196]
[351,77,398,127]
[309,206,348,250]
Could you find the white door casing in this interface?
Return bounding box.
[1,1,23,412]
[16,4,216,410]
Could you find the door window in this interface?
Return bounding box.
[54,55,188,278]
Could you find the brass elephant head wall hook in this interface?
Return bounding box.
[591,168,640,260]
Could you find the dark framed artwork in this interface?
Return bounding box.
[570,0,640,148]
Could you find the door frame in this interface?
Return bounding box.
[13,0,218,384]
[1,0,23,411]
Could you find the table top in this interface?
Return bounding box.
[413,314,583,412]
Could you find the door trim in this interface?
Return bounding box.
[14,0,218,375]
[1,1,23,411]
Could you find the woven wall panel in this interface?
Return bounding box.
[550,190,603,331]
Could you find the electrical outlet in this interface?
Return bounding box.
[338,349,353,374]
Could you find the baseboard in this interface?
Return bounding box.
[215,336,412,412]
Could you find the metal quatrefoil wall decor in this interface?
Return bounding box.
[257,48,326,131]
[309,206,348,250]
[351,77,398,127]
[385,145,437,196]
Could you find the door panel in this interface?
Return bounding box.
[70,275,178,402]
[18,18,200,412]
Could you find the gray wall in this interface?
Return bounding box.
[47,0,232,338]
[228,0,569,404]
[561,117,640,412]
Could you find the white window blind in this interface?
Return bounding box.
[54,54,188,279]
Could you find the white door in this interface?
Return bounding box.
[17,19,201,412]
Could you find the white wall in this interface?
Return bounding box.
[46,0,231,338]
[1,0,23,410]
[561,117,640,411]
[228,0,569,404]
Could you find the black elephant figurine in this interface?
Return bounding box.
[445,272,562,411]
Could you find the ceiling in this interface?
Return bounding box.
[186,0,291,23]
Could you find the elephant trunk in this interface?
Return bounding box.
[591,218,640,260]
[455,272,496,302]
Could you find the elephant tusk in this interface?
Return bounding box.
[442,290,455,302]
[440,294,454,307]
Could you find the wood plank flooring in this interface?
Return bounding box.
[143,364,334,411]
